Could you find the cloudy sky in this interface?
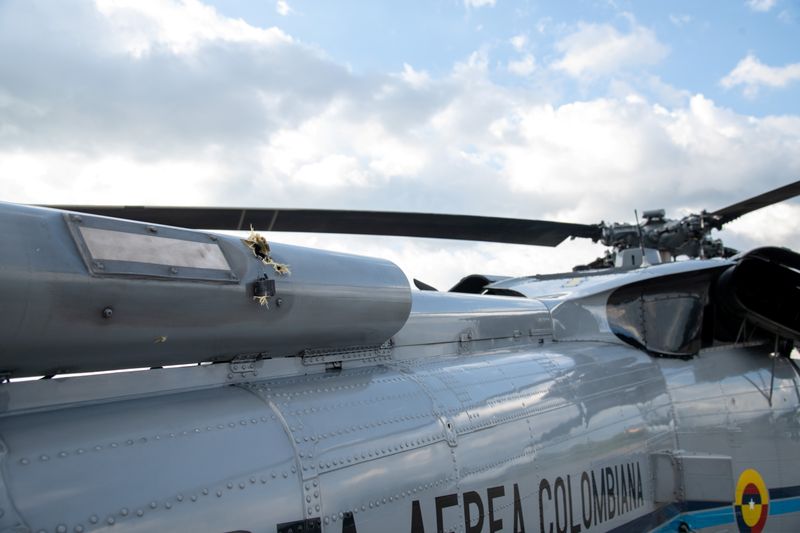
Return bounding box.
[1,0,799,288]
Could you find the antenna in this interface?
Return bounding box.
[699,211,706,259]
[634,209,650,267]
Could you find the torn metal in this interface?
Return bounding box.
[244,227,289,307]
[244,226,291,276]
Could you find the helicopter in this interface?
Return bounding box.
[0,180,799,533]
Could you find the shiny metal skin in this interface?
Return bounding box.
[1,203,799,533]
[0,203,411,377]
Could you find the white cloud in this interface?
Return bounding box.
[725,203,800,245]
[259,102,430,188]
[452,49,490,79]
[464,0,496,7]
[551,22,668,79]
[508,54,536,76]
[721,54,800,97]
[507,35,535,77]
[95,0,290,56]
[746,0,776,12]
[293,154,369,188]
[510,34,527,51]
[398,63,431,88]
[669,14,692,27]
[0,150,228,205]
[276,1,291,16]
[1,0,799,288]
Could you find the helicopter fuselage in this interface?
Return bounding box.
[1,319,797,532]
[1,203,799,533]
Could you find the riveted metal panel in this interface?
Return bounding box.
[316,443,459,533]
[0,385,301,532]
[660,345,800,533]
[244,365,448,484]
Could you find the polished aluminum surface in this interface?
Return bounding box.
[1,202,799,532]
[2,317,796,532]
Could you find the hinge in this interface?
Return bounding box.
[228,354,266,377]
[301,340,392,366]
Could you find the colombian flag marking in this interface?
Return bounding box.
[734,469,769,533]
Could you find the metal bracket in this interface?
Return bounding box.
[228,354,266,377]
[253,274,276,300]
[440,416,458,447]
[458,329,474,354]
[301,341,392,366]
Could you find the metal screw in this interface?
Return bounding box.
[102,307,113,319]
[94,261,105,270]
[147,226,157,233]
[70,214,82,223]
[169,267,178,275]
[276,298,283,307]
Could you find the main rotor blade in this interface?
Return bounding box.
[711,179,800,226]
[42,206,603,247]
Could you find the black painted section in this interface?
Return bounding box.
[770,485,800,500]
[487,486,505,533]
[463,491,485,533]
[435,493,459,533]
[48,205,602,246]
[276,518,322,533]
[711,180,800,225]
[683,500,729,513]
[342,511,357,533]
[411,500,425,533]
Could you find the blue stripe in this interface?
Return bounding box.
[650,506,733,533]
[647,491,800,532]
[771,495,800,516]
[689,507,735,529]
